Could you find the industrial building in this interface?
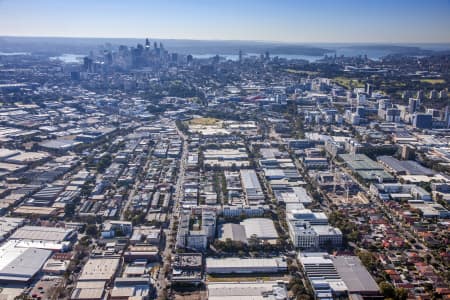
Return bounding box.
[78,257,120,282]
[207,282,287,300]
[332,256,381,299]
[240,169,265,205]
[370,183,431,202]
[298,253,348,299]
[9,225,76,251]
[0,217,24,242]
[71,256,121,300]
[218,218,279,243]
[0,241,52,283]
[377,156,434,176]
[206,257,287,274]
[110,277,151,300]
[339,154,395,183]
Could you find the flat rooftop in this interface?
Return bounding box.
[331,256,380,293]
[208,282,287,300]
[0,241,52,283]
[78,257,120,281]
[10,225,73,242]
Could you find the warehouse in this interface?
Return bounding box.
[78,257,120,282]
[110,277,151,300]
[0,148,21,160]
[5,151,50,165]
[377,156,434,176]
[240,218,279,242]
[208,282,287,300]
[9,225,76,251]
[240,169,265,205]
[0,241,52,283]
[219,218,279,244]
[71,281,105,300]
[206,257,287,274]
[39,138,82,152]
[339,154,394,183]
[298,252,348,299]
[339,154,384,172]
[331,256,381,298]
[0,217,24,242]
[204,148,248,161]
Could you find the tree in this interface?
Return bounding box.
[288,264,299,274]
[358,250,376,272]
[14,295,33,300]
[395,288,409,300]
[85,224,98,237]
[65,202,76,218]
[248,234,260,250]
[96,153,112,173]
[379,281,395,299]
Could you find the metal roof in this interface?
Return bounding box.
[332,256,380,293]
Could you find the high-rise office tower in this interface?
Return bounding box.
[408,98,420,114]
[365,83,373,97]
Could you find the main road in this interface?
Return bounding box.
[156,124,188,298]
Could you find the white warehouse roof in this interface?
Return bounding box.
[240,218,279,240]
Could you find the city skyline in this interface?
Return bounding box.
[1,0,450,43]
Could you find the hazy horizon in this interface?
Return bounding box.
[2,35,450,46]
[2,36,450,59]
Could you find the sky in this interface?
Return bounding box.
[0,0,450,43]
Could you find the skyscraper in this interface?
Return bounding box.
[365,83,373,97]
[408,98,420,114]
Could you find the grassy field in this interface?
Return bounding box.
[333,77,364,89]
[419,78,446,84]
[188,117,220,126]
[285,69,318,76]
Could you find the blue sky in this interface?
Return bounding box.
[0,0,449,43]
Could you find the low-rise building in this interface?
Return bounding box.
[206,257,287,274]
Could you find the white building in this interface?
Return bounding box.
[298,253,348,299]
[286,209,342,249]
[9,225,76,252]
[286,209,328,225]
[288,222,342,249]
[206,257,287,274]
[208,282,287,300]
[221,205,266,217]
[240,169,265,205]
[186,231,208,251]
[0,241,52,283]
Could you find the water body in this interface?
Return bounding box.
[49,53,84,64]
[192,44,449,61]
[0,52,30,56]
[193,53,328,62]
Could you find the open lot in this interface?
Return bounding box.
[188,117,220,126]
